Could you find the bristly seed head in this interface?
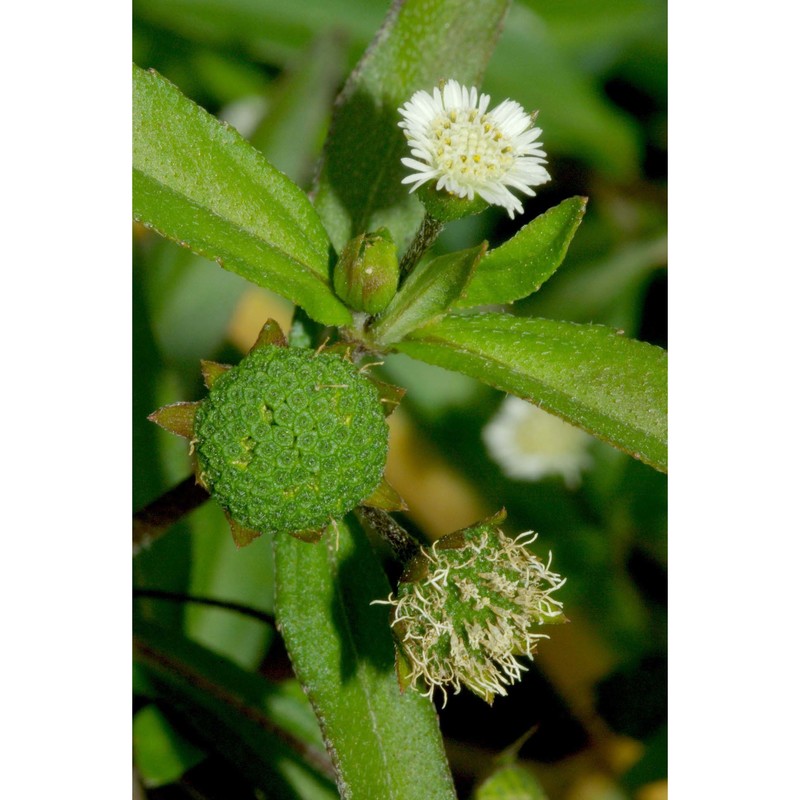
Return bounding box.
[375,512,566,704]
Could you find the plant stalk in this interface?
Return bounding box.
[398,213,445,282]
[133,476,209,555]
[357,506,420,565]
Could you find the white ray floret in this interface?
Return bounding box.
[398,79,551,219]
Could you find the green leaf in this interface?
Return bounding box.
[134,0,386,65]
[274,517,457,800]
[520,235,667,332]
[249,33,347,187]
[185,507,275,669]
[519,0,665,55]
[132,64,351,327]
[134,0,643,177]
[473,763,548,800]
[142,237,252,366]
[457,197,586,309]
[372,243,486,345]
[134,619,338,799]
[133,704,205,787]
[313,0,512,254]
[394,314,667,471]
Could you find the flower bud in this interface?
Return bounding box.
[375,511,566,704]
[333,228,399,314]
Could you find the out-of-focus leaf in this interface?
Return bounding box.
[394,314,667,471]
[483,3,640,178]
[142,237,250,366]
[596,655,666,740]
[133,704,205,788]
[185,505,275,669]
[372,243,486,345]
[133,64,350,326]
[249,33,346,187]
[132,257,194,627]
[313,0,512,254]
[473,763,548,800]
[133,620,338,799]
[519,0,666,55]
[622,723,667,790]
[457,197,586,308]
[274,516,457,800]
[134,0,385,64]
[380,354,489,421]
[522,235,667,332]
[191,50,269,103]
[135,0,642,177]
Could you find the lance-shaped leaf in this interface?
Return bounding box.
[274,517,457,800]
[133,64,351,327]
[313,0,512,253]
[457,197,587,308]
[371,243,486,345]
[395,314,667,472]
[133,705,204,788]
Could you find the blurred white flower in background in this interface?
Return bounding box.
[483,396,593,488]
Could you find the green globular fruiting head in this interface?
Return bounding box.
[193,346,389,536]
[378,511,567,704]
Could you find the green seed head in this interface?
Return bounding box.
[193,346,389,535]
[379,513,566,703]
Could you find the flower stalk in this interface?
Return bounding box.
[397,213,445,282]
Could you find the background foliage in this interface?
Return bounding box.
[133,0,667,797]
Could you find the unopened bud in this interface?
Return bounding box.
[333,228,399,314]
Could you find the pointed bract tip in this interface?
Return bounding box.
[226,514,263,548]
[148,402,201,439]
[200,360,231,389]
[250,319,287,353]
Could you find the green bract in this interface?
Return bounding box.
[194,346,388,535]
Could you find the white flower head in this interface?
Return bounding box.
[398,79,550,219]
[483,396,593,489]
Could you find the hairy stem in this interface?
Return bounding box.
[357,506,420,565]
[398,213,445,282]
